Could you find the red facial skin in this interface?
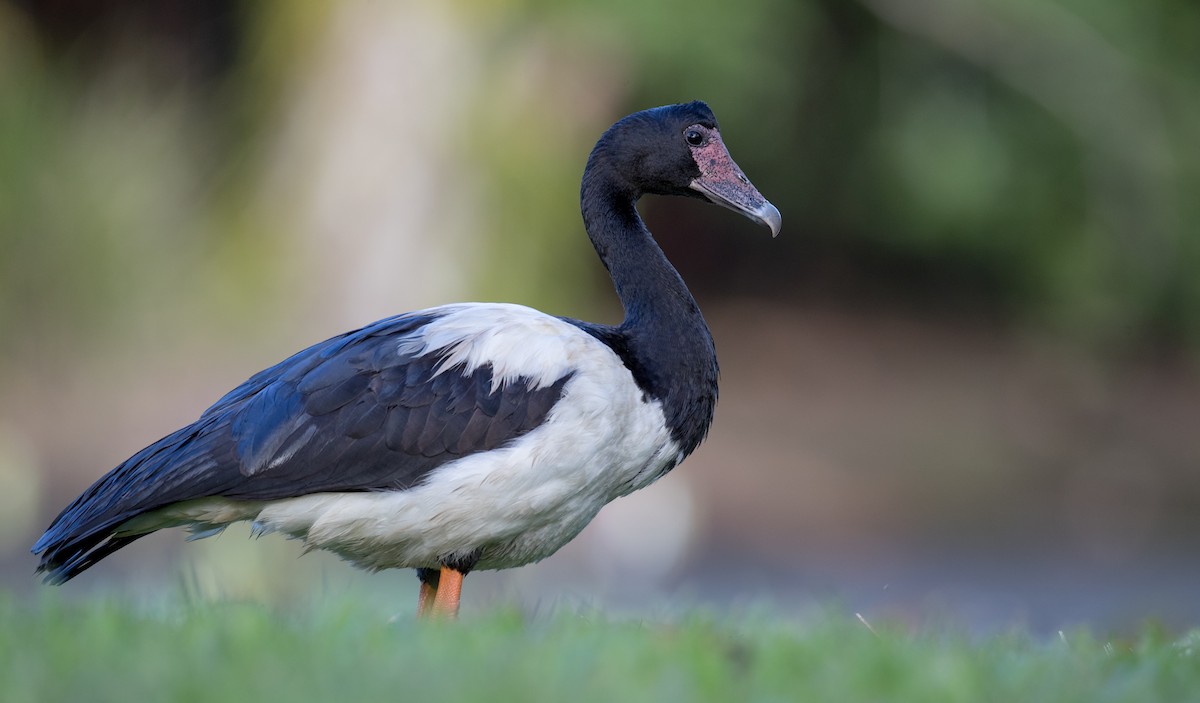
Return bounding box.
[687,126,781,236]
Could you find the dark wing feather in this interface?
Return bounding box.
[33,310,573,582]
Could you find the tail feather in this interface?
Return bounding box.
[36,531,149,584]
[32,417,240,583]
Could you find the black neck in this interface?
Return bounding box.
[578,158,718,459]
[581,178,698,326]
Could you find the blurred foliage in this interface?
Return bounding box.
[0,18,199,357]
[548,0,1200,347]
[1,0,1199,354]
[0,3,269,365]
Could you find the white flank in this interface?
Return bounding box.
[137,303,681,572]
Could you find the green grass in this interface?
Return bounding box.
[2,594,1198,703]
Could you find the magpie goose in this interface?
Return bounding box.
[32,101,780,617]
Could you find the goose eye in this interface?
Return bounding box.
[684,129,704,146]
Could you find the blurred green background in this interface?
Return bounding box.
[1,0,1198,632]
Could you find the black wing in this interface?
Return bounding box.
[33,310,571,581]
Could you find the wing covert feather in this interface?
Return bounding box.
[218,314,573,496]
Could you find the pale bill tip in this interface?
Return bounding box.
[757,201,782,238]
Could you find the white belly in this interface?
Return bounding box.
[255,362,679,571]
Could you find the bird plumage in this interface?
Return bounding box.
[34,303,676,578]
[32,101,779,608]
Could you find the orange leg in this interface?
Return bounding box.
[430,566,465,619]
[416,576,439,618]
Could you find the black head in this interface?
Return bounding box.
[588,101,781,236]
